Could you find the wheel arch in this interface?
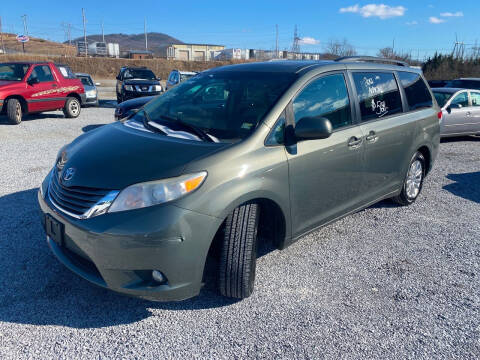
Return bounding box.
[3,95,28,114]
[417,145,432,175]
[66,92,81,102]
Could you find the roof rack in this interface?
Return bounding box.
[335,56,409,67]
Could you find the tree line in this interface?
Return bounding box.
[321,39,480,80]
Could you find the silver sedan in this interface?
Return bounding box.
[433,87,480,137]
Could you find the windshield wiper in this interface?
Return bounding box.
[157,115,214,142]
[140,110,167,135]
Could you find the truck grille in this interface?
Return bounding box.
[48,169,110,218]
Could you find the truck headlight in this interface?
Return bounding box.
[86,89,97,98]
[124,85,134,91]
[154,85,162,92]
[108,171,207,213]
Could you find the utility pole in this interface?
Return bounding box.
[275,24,279,59]
[21,14,28,36]
[144,18,148,51]
[101,20,105,43]
[82,8,87,57]
[21,14,28,53]
[0,16,5,54]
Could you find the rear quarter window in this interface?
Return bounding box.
[398,72,433,110]
[352,72,403,121]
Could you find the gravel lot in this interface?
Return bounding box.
[0,106,479,359]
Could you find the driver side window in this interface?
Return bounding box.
[293,73,352,130]
[28,65,54,83]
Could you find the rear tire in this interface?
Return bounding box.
[392,151,425,206]
[63,97,81,118]
[218,203,260,299]
[6,98,22,125]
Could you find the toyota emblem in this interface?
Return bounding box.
[63,167,76,181]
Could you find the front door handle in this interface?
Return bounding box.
[466,111,471,117]
[365,130,378,143]
[348,136,362,148]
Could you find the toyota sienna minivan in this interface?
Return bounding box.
[38,58,440,301]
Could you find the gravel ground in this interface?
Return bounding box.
[0,107,479,359]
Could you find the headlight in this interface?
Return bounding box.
[124,85,134,91]
[108,171,207,213]
[86,89,97,98]
[154,85,162,92]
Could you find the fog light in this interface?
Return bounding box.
[152,270,165,283]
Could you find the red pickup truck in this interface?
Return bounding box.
[0,62,86,124]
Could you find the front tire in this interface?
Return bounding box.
[6,98,22,124]
[219,203,260,299]
[63,97,81,118]
[392,151,425,206]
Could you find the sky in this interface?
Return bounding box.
[0,1,477,59]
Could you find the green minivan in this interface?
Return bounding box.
[38,58,440,301]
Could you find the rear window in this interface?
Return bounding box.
[352,72,403,121]
[56,64,76,79]
[398,72,433,110]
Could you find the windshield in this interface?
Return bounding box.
[180,73,196,82]
[78,75,93,86]
[0,63,30,81]
[141,71,297,142]
[433,91,453,108]
[124,69,156,80]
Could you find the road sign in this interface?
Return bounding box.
[16,34,29,43]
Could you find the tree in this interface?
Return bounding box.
[324,39,356,58]
[377,47,411,62]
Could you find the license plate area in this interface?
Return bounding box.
[45,214,64,247]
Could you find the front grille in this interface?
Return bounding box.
[48,169,109,217]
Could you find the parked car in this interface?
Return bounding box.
[428,80,449,88]
[76,73,99,107]
[116,66,162,103]
[432,87,480,137]
[445,78,480,90]
[114,95,154,120]
[165,70,197,91]
[0,62,85,124]
[38,58,440,301]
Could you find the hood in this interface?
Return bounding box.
[118,96,154,110]
[59,122,226,190]
[0,80,23,92]
[124,79,160,86]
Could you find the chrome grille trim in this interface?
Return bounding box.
[47,170,119,219]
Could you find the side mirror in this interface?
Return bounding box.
[446,106,452,114]
[295,117,333,141]
[27,77,39,86]
[95,82,101,86]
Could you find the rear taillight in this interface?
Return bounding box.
[437,111,443,122]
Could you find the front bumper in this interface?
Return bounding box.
[123,90,161,101]
[38,175,222,301]
[83,96,98,106]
